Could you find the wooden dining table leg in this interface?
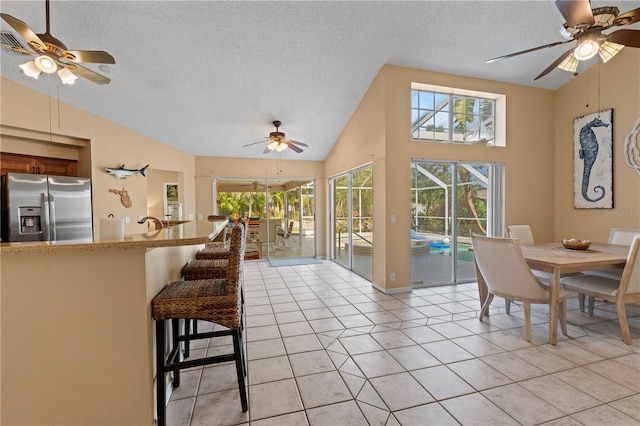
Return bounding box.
[548,268,561,345]
[475,261,489,313]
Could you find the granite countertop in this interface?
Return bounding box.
[0,220,227,255]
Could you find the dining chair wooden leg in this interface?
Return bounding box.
[578,293,586,312]
[559,299,568,336]
[615,302,632,345]
[479,293,494,321]
[475,263,489,311]
[504,299,511,314]
[587,296,595,316]
[524,302,532,342]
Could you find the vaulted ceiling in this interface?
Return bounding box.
[1,1,638,161]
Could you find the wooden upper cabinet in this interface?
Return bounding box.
[0,153,77,177]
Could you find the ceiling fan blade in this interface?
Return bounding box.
[555,0,595,28]
[263,147,271,154]
[614,7,640,26]
[486,40,571,63]
[0,13,46,50]
[533,48,575,81]
[0,41,34,55]
[65,63,111,85]
[288,139,308,147]
[286,142,303,153]
[607,29,640,48]
[64,49,115,64]
[242,139,269,148]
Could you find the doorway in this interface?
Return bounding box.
[214,178,316,260]
[330,166,373,281]
[410,160,504,286]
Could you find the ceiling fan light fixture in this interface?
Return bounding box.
[274,142,288,152]
[18,60,41,79]
[557,53,579,73]
[574,39,600,61]
[34,55,57,73]
[57,67,77,84]
[267,140,279,151]
[598,41,624,63]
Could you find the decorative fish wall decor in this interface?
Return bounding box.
[105,164,149,179]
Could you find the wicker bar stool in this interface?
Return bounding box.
[196,246,230,259]
[183,258,228,280]
[152,224,247,426]
[198,221,244,259]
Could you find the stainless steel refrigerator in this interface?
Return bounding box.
[1,173,93,242]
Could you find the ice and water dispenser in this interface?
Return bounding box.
[18,206,43,236]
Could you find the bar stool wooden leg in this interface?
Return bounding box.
[171,318,181,388]
[233,328,248,411]
[156,319,167,426]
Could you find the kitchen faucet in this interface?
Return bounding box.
[138,216,164,229]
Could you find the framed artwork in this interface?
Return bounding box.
[574,109,613,209]
[163,182,179,215]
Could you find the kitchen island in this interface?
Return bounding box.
[0,220,227,425]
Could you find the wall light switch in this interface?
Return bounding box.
[390,214,396,223]
[188,214,194,220]
[197,213,203,221]
[390,272,396,281]
[125,216,131,224]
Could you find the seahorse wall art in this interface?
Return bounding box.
[573,109,613,209]
[579,117,608,201]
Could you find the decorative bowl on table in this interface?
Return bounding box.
[562,239,591,250]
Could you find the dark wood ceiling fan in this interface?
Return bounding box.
[243,121,308,154]
[487,0,640,80]
[0,0,115,85]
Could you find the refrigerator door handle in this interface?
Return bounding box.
[43,192,52,241]
[49,193,56,241]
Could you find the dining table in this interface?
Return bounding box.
[476,242,629,345]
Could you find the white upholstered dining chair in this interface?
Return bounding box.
[562,235,640,345]
[472,235,568,342]
[609,228,640,245]
[580,228,640,314]
[506,225,551,313]
[507,225,535,245]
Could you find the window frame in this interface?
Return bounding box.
[411,82,506,147]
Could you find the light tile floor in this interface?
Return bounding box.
[166,260,640,426]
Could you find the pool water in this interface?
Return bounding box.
[429,241,475,262]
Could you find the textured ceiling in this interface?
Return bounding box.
[1,1,639,161]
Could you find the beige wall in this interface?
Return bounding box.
[194,156,327,254]
[324,68,388,286]
[326,64,558,291]
[0,77,196,236]
[554,49,640,243]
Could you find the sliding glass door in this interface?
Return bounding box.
[214,178,315,260]
[330,166,373,280]
[410,160,503,287]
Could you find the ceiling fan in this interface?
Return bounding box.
[0,0,115,85]
[487,0,640,80]
[243,121,308,154]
